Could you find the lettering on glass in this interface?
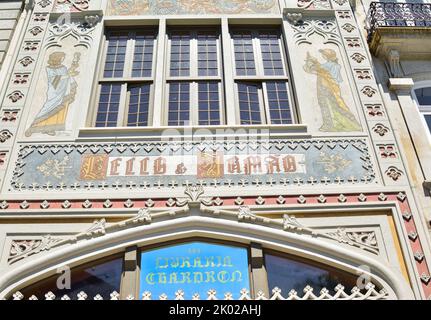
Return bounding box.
[139,242,250,299]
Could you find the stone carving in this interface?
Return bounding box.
[1,110,18,122]
[366,104,384,117]
[303,49,362,132]
[361,86,377,97]
[325,229,379,254]
[0,130,13,143]
[386,50,403,78]
[355,69,372,80]
[378,145,397,159]
[23,41,39,51]
[18,56,35,67]
[350,53,366,64]
[37,0,52,8]
[25,52,80,137]
[332,0,348,6]
[54,0,90,12]
[8,236,63,264]
[8,91,24,103]
[0,152,6,167]
[12,73,30,85]
[46,16,99,48]
[341,23,355,33]
[337,10,351,19]
[385,167,403,181]
[107,0,280,15]
[285,12,303,25]
[372,124,390,137]
[29,26,43,36]
[345,38,361,48]
[297,0,331,10]
[291,19,339,44]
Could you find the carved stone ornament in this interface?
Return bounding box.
[291,19,339,44]
[46,15,99,48]
[13,284,389,300]
[386,50,403,78]
[8,236,63,264]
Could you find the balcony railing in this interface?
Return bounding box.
[367,2,431,39]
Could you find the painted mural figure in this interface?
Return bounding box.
[303,49,361,132]
[25,52,80,137]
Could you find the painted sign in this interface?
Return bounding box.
[10,139,376,191]
[139,242,250,299]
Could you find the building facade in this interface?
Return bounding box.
[0,0,430,300]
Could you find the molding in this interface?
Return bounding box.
[388,78,415,93]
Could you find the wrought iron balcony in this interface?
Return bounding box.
[367,2,431,58]
[368,2,431,35]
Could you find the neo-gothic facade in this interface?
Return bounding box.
[0,0,430,300]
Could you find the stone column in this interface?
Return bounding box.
[388,77,431,193]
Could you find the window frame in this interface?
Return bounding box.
[164,27,225,126]
[230,26,294,126]
[412,82,431,146]
[92,28,158,127]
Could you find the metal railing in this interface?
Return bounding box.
[367,2,431,39]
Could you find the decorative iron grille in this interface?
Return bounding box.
[367,2,431,39]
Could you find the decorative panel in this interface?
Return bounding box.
[9,139,376,191]
[106,0,280,16]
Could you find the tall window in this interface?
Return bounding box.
[166,28,224,126]
[413,86,431,138]
[95,29,157,127]
[231,27,293,125]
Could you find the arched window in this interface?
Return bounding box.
[13,240,366,300]
[413,85,431,138]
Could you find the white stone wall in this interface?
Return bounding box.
[0,1,22,68]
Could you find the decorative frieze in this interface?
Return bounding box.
[10,139,376,192]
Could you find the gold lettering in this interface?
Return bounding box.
[154,157,167,175]
[156,257,168,269]
[168,272,178,284]
[140,157,149,175]
[170,257,180,268]
[227,156,241,174]
[109,158,122,176]
[193,272,204,284]
[223,256,233,267]
[193,257,203,268]
[231,270,243,282]
[244,156,262,175]
[282,155,297,172]
[145,273,155,285]
[157,272,167,284]
[125,158,135,175]
[180,272,192,284]
[205,271,216,283]
[265,155,281,174]
[180,257,191,268]
[217,271,230,284]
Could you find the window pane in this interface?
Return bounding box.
[127,84,151,126]
[238,82,262,124]
[132,32,156,77]
[198,82,221,125]
[198,32,219,77]
[415,87,431,106]
[259,30,284,76]
[266,81,292,124]
[96,84,121,127]
[168,82,190,126]
[232,31,256,76]
[424,114,431,133]
[103,32,128,78]
[18,256,123,300]
[265,253,358,295]
[169,33,190,77]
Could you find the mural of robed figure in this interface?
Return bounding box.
[303,49,361,132]
[25,51,80,137]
